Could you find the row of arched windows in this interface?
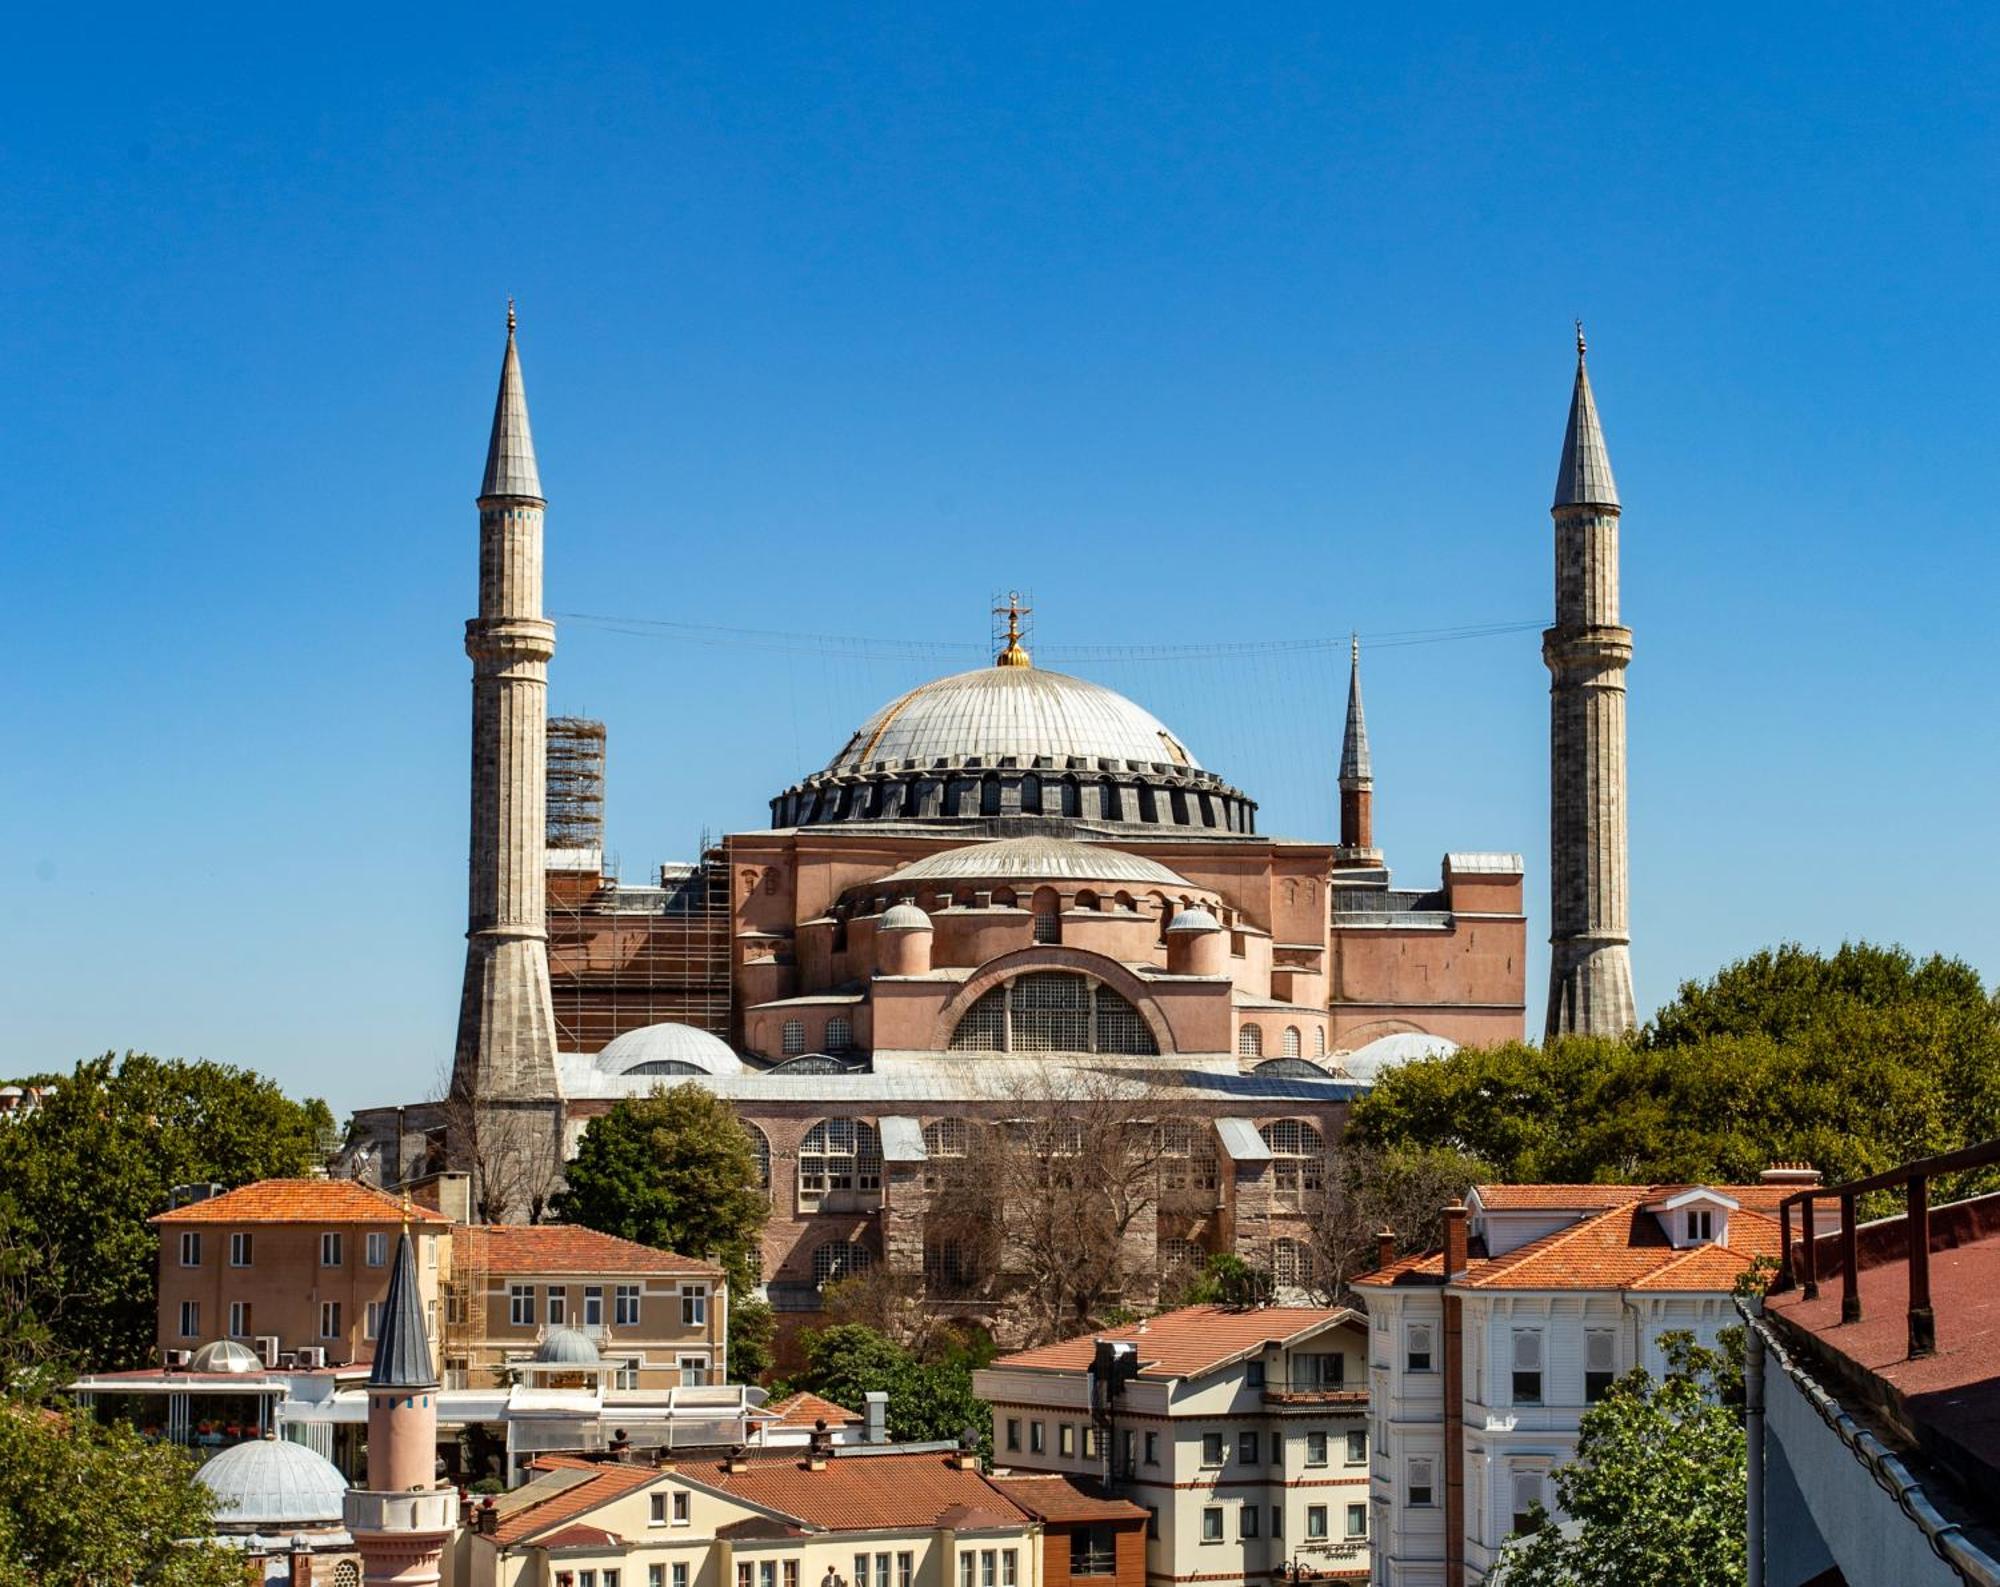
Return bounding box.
[793,772,1254,832]
[1238,1024,1329,1059]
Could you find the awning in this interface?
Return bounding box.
[878,1116,928,1163]
[1214,1117,1273,1162]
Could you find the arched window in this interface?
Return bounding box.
[924,1238,976,1295]
[980,776,1002,816]
[1282,1026,1302,1058]
[622,1059,703,1076]
[1159,1237,1204,1277]
[1031,887,1061,945]
[1272,1238,1316,1289]
[770,1055,849,1075]
[992,887,1017,910]
[825,1016,854,1053]
[1060,778,1080,817]
[744,1123,771,1192]
[1021,773,1043,814]
[1314,1026,1327,1057]
[1253,1057,1326,1078]
[1074,889,1099,913]
[1259,1119,1326,1210]
[1239,1025,1264,1058]
[947,972,1159,1056]
[923,1118,970,1158]
[781,1019,806,1057]
[332,1564,361,1587]
[798,1120,882,1208]
[1156,1120,1218,1194]
[812,1242,874,1288]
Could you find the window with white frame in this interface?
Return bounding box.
[228,1301,252,1337]
[1293,1350,1343,1389]
[1346,1503,1368,1539]
[679,1355,708,1386]
[898,1554,914,1587]
[781,1019,806,1055]
[178,1231,201,1267]
[1237,1430,1258,1464]
[547,1289,567,1326]
[1201,1432,1225,1466]
[1585,1327,1617,1401]
[615,1284,641,1326]
[229,1231,251,1267]
[682,1284,707,1326]
[1346,1429,1368,1464]
[1030,1421,1045,1453]
[1406,1321,1434,1372]
[178,1300,200,1337]
[1059,1423,1075,1457]
[1259,1118,1325,1208]
[1240,1504,1259,1538]
[583,1286,603,1326]
[1408,1456,1435,1506]
[1512,1328,1543,1405]
[1511,1470,1544,1535]
[1686,1208,1714,1242]
[365,1231,388,1267]
[673,1489,690,1524]
[1282,1026,1301,1057]
[509,1285,535,1327]
[1201,1508,1223,1542]
[674,1566,688,1587]
[798,1118,883,1206]
[319,1301,342,1339]
[1305,1430,1328,1465]
[1305,1505,1328,1540]
[320,1232,342,1268]
[365,1301,381,1340]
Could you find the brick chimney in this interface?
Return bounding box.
[1376,1230,1397,1271]
[1442,1202,1469,1279]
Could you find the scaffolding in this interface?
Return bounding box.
[547,717,608,852]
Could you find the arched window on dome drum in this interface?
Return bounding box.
[1170,788,1190,825]
[1061,777,1080,817]
[1138,785,1159,823]
[1100,781,1122,821]
[1031,887,1062,945]
[1283,1026,1302,1058]
[744,1123,772,1192]
[1239,1025,1263,1058]
[1260,1119,1326,1211]
[811,1241,874,1289]
[946,972,1159,1056]
[1272,1237,1316,1290]
[992,887,1017,910]
[622,1059,703,1076]
[781,1020,806,1057]
[1021,774,1042,814]
[1074,889,1099,913]
[798,1120,882,1209]
[980,775,1002,816]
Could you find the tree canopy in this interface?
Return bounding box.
[0,1053,332,1388]
[553,1083,769,1294]
[783,1322,992,1461]
[1350,943,2000,1189]
[0,1406,245,1585]
[1489,1332,1745,1587]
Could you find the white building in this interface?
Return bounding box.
[1353,1180,1796,1587]
[974,1304,1373,1585]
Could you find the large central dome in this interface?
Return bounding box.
[824,665,1200,777]
[771,641,1257,834]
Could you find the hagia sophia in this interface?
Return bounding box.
[348,310,1634,1338]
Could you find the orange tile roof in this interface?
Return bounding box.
[1471,1182,1791,1214]
[455,1223,721,1277]
[151,1179,452,1226]
[989,1305,1356,1380]
[988,1474,1149,1524]
[688,1449,1033,1533]
[492,1464,665,1545]
[767,1390,864,1427]
[538,1524,622,1550]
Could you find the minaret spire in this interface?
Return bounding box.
[452,306,563,1210]
[1543,328,1637,1039]
[1336,634,1379,865]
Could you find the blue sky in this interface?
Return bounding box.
[4,6,1995,1118]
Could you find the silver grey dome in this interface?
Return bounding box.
[879,902,932,931]
[596,1022,743,1077]
[533,1326,602,1366]
[879,837,1192,890]
[189,1339,263,1375]
[827,665,1200,776]
[197,1436,347,1528]
[1166,906,1221,933]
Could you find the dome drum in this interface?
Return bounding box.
[774,763,1254,833]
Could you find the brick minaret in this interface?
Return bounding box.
[1543,326,1637,1039]
[1335,634,1381,868]
[345,1231,454,1585]
[453,306,562,1106]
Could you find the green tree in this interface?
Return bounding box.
[787,1323,992,1461]
[1489,1333,1745,1587]
[0,1053,331,1383]
[0,1405,244,1585]
[729,1295,777,1384]
[554,1084,769,1294]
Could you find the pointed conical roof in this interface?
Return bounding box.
[368,1230,438,1389]
[1552,328,1618,510]
[480,304,543,501]
[1339,635,1372,787]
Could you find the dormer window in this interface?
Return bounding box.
[1646,1187,1738,1249]
[1685,1209,1713,1243]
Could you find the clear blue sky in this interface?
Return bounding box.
[4,6,1995,1119]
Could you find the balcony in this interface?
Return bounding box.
[344,1488,458,1535]
[1262,1387,1367,1408]
[1069,1550,1117,1578]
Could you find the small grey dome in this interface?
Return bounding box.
[880,836,1192,890]
[1339,1032,1458,1084]
[1165,906,1221,934]
[596,1022,743,1077]
[197,1436,347,1528]
[190,1339,263,1374]
[879,902,932,931]
[533,1327,602,1367]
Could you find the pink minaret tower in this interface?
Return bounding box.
[345,1230,455,1585]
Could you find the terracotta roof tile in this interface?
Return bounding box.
[767,1391,864,1427]
[1471,1182,1791,1214]
[152,1179,451,1226]
[456,1223,721,1277]
[493,1465,666,1545]
[989,1305,1356,1379]
[989,1474,1150,1524]
[538,1524,623,1550]
[691,1449,1033,1533]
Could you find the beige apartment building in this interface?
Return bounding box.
[447,1224,726,1391]
[975,1306,1373,1586]
[153,1179,453,1367]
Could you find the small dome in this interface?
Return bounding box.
[880,836,1192,890]
[534,1327,602,1366]
[597,1023,743,1077]
[1166,906,1221,934]
[1340,1032,1459,1084]
[190,1339,263,1375]
[879,902,932,931]
[197,1436,347,1528]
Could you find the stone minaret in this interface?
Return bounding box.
[1543,327,1637,1039]
[452,305,563,1109]
[345,1230,454,1585]
[1336,635,1381,868]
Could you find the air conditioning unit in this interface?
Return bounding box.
[162,1348,192,1370]
[278,1352,300,1370]
[254,1335,281,1368]
[294,1346,327,1369]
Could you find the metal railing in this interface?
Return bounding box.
[1772,1136,2000,1360]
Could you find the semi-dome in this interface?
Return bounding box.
[533,1326,602,1366]
[1166,906,1221,933]
[879,902,933,931]
[596,1022,743,1077]
[189,1339,263,1374]
[197,1436,347,1528]
[1339,1031,1458,1084]
[878,836,1193,890]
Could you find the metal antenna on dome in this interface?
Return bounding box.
[991,590,1034,668]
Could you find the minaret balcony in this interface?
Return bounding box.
[344,1487,459,1535]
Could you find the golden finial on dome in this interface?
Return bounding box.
[994,591,1032,668]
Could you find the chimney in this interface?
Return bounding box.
[1760,1162,1822,1188]
[863,1391,889,1445]
[1375,1229,1397,1271]
[288,1545,314,1587]
[477,1498,499,1536]
[1442,1202,1469,1280]
[727,1444,751,1474]
[808,1422,832,1470]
